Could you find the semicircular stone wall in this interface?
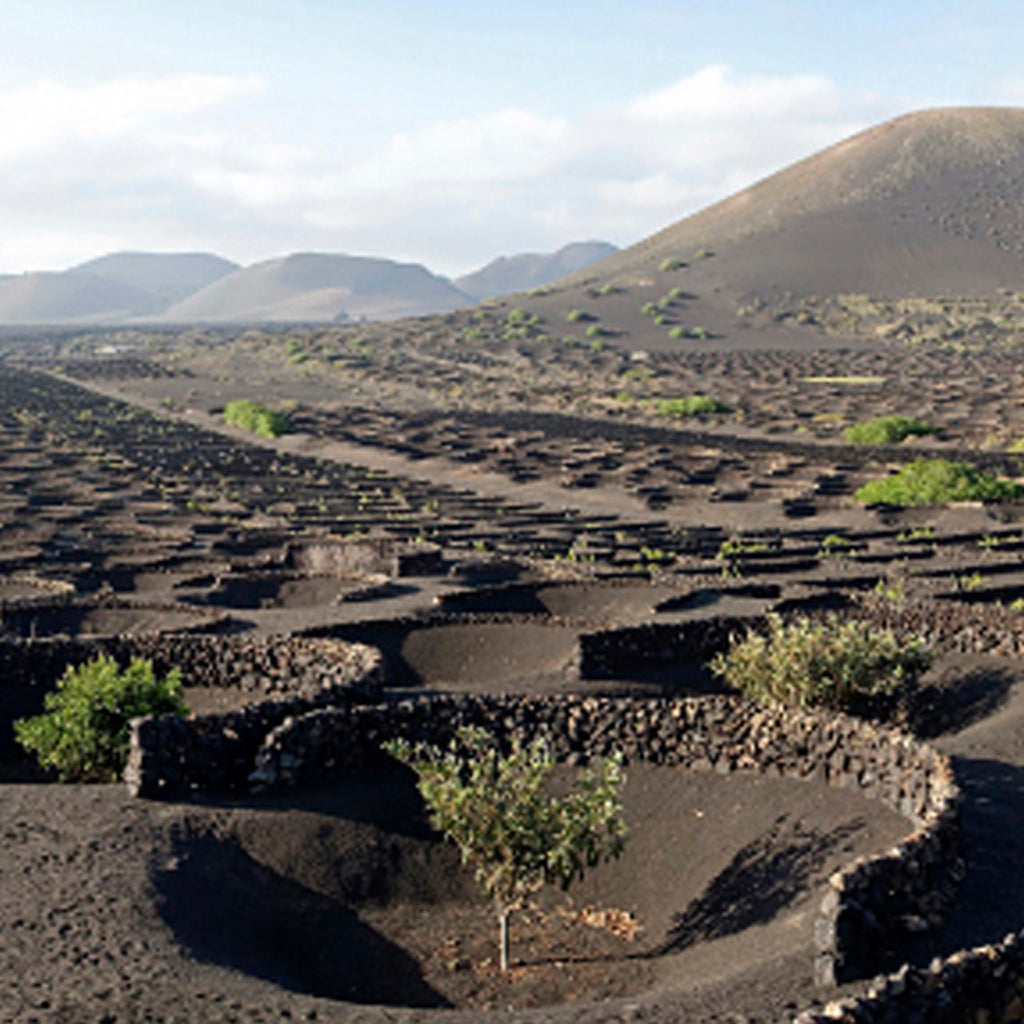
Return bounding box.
[229,691,960,989]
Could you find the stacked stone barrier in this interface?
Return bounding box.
[122,636,382,798]
[0,633,382,786]
[0,575,76,610]
[849,594,1024,657]
[233,691,960,987]
[794,931,1024,1023]
[577,616,756,677]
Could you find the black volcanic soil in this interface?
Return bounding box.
[1,762,910,1023]
[7,286,1024,1021]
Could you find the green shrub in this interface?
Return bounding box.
[655,395,728,417]
[844,415,938,445]
[709,613,929,714]
[15,655,188,781]
[855,459,1023,506]
[385,726,626,971]
[223,399,290,439]
[658,258,684,272]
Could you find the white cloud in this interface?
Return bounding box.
[0,73,264,160]
[0,64,903,274]
[625,63,840,122]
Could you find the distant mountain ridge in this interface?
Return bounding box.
[454,241,618,300]
[0,240,614,324]
[73,252,239,305]
[161,252,472,323]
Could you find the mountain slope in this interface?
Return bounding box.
[493,107,1024,352]
[0,271,157,323]
[454,241,618,300]
[72,252,238,305]
[162,253,473,323]
[570,106,1024,298]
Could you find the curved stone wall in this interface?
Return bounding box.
[240,692,960,987]
[0,633,382,784]
[794,931,1024,1023]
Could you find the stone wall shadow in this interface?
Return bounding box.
[909,666,1014,739]
[153,827,449,1007]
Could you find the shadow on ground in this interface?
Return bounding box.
[656,814,863,953]
[153,824,451,1008]
[910,666,1015,739]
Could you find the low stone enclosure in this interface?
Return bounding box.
[129,681,960,992]
[0,633,383,772]
[12,614,1024,1020]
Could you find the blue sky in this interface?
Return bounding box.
[0,0,1022,275]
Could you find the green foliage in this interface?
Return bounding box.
[566,309,591,323]
[843,415,939,445]
[818,534,854,557]
[895,526,934,543]
[855,459,1023,506]
[655,395,728,417]
[385,726,626,971]
[658,258,684,272]
[223,399,290,439]
[716,536,769,577]
[15,655,188,782]
[978,532,1020,549]
[710,613,929,715]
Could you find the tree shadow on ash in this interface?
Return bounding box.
[655,815,863,954]
[153,827,450,1008]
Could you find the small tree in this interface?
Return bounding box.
[15,654,188,782]
[385,727,627,971]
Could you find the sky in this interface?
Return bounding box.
[1,0,1023,277]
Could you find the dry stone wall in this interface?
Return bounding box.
[795,931,1024,1023]
[0,633,382,787]
[850,594,1024,657]
[577,616,755,677]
